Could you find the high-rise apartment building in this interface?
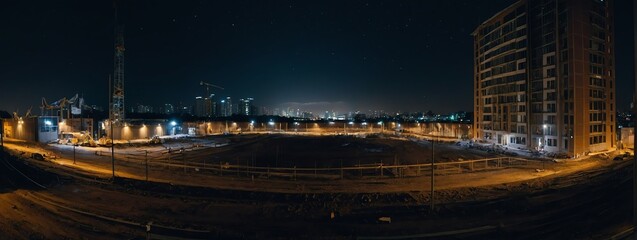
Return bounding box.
[194,96,213,117]
[219,97,232,117]
[239,98,255,115]
[164,103,175,115]
[473,0,615,156]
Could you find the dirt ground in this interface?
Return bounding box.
[209,134,510,168]
[0,135,633,239]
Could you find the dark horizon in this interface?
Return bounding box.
[0,0,634,115]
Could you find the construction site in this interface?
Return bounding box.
[0,72,634,238]
[0,33,634,240]
[0,130,634,239]
[0,0,635,239]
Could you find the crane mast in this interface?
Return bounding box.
[110,3,125,125]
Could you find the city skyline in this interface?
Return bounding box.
[0,1,633,115]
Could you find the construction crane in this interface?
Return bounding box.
[13,107,32,122]
[199,81,224,99]
[41,94,86,119]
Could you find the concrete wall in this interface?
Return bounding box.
[185,121,472,139]
[105,123,167,140]
[99,120,472,140]
[1,116,59,143]
[59,118,94,135]
[2,118,37,142]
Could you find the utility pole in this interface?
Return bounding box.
[430,136,435,210]
[145,150,149,181]
[111,119,115,180]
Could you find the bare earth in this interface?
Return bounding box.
[0,134,631,239]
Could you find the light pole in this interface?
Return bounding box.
[111,120,115,180]
[145,150,149,181]
[73,144,77,164]
[171,121,178,135]
[182,148,186,173]
[430,135,435,210]
[542,124,548,169]
[343,122,346,135]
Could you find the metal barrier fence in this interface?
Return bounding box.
[97,148,544,180]
[193,157,542,180]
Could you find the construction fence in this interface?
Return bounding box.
[97,148,545,180]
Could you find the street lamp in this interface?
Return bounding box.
[431,135,435,210]
[110,120,115,180]
[145,150,149,181]
[268,120,275,132]
[542,124,548,150]
[171,120,178,135]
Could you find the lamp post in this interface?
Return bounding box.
[430,135,435,210]
[73,144,76,164]
[542,124,547,169]
[542,124,548,149]
[145,150,149,181]
[111,120,115,180]
[343,122,346,135]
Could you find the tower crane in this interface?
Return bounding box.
[199,81,224,98]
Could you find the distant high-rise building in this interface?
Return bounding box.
[302,112,314,119]
[195,96,214,117]
[239,98,255,115]
[219,97,233,117]
[260,106,271,116]
[164,103,174,114]
[473,0,615,156]
[136,104,153,114]
[180,105,192,115]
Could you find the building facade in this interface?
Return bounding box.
[239,98,255,115]
[473,0,615,156]
[195,96,214,117]
[2,116,59,143]
[219,97,233,117]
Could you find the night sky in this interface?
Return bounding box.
[0,0,634,115]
